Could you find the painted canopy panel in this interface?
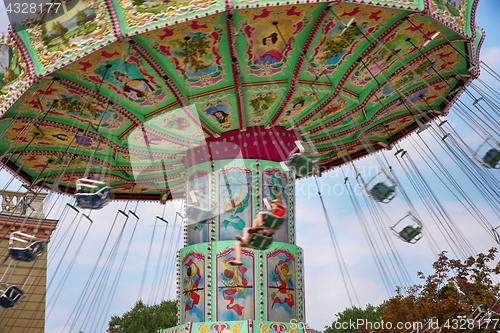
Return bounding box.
[0,0,482,201]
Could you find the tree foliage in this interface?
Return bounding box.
[324,304,386,333]
[108,300,177,333]
[361,249,500,333]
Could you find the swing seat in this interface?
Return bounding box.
[9,240,44,262]
[246,233,274,251]
[0,285,24,308]
[185,206,218,224]
[75,186,111,210]
[399,226,422,243]
[489,302,500,315]
[281,140,319,177]
[286,154,319,178]
[260,212,285,230]
[467,312,490,327]
[369,182,396,203]
[482,148,500,168]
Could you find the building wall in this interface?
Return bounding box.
[0,239,48,333]
[0,191,58,333]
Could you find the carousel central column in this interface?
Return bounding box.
[174,127,307,333]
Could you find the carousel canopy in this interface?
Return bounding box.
[0,0,483,201]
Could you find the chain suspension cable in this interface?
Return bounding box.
[314,176,360,307]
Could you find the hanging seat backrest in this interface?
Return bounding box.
[260,212,285,231]
[288,155,317,177]
[483,148,500,168]
[8,232,44,262]
[489,301,500,315]
[281,140,319,177]
[76,186,111,210]
[467,306,491,327]
[247,233,274,251]
[370,182,395,202]
[399,226,422,243]
[0,285,24,308]
[185,205,217,224]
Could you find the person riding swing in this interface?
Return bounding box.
[228,199,286,266]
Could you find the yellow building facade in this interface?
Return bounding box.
[0,191,58,333]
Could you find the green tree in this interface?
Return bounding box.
[324,304,385,333]
[76,10,87,27]
[108,300,177,333]
[52,21,67,37]
[363,249,500,333]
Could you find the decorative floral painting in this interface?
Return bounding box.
[307,4,397,77]
[146,18,226,88]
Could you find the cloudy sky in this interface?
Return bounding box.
[1,1,500,332]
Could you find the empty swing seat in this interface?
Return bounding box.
[369,182,396,202]
[76,186,111,210]
[287,155,318,178]
[483,148,500,168]
[185,206,217,224]
[399,226,422,243]
[0,285,24,308]
[281,140,319,177]
[9,240,44,262]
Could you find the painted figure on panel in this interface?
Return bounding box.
[217,248,254,321]
[183,254,204,322]
[94,59,160,102]
[219,168,251,240]
[271,261,294,308]
[268,250,296,321]
[202,101,233,129]
[238,5,315,76]
[255,33,283,66]
[285,100,305,118]
[114,71,156,99]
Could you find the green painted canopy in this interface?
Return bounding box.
[0,0,483,201]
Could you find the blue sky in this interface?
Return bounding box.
[0,1,500,332]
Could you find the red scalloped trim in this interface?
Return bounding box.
[103,0,123,39]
